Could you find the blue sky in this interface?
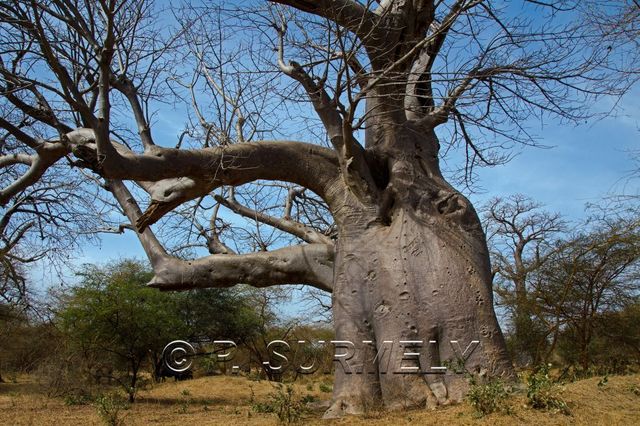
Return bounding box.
[466,88,639,219]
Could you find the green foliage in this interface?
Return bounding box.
[300,394,317,404]
[487,199,640,370]
[94,393,129,426]
[286,325,335,379]
[182,288,285,378]
[318,382,332,393]
[57,260,188,401]
[580,301,640,373]
[64,393,93,406]
[557,363,638,383]
[442,357,468,375]
[466,377,512,417]
[251,383,308,424]
[505,312,549,366]
[526,365,571,415]
[60,260,187,351]
[536,218,640,369]
[178,286,263,343]
[199,355,221,376]
[1,306,59,379]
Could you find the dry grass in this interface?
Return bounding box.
[1,373,639,425]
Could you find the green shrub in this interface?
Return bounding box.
[64,393,93,406]
[301,394,317,404]
[318,382,332,393]
[526,364,570,415]
[199,355,221,376]
[94,393,128,426]
[466,378,512,417]
[251,383,307,424]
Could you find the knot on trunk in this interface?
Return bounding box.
[426,190,481,232]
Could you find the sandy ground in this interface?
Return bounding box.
[1,373,639,425]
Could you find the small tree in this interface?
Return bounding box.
[240,288,292,381]
[0,302,23,382]
[177,286,263,344]
[57,260,188,402]
[166,286,264,377]
[589,301,640,370]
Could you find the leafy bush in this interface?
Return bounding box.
[64,393,93,406]
[94,393,129,426]
[199,355,221,376]
[526,364,570,415]
[251,383,308,424]
[318,382,332,393]
[466,378,512,417]
[301,394,317,404]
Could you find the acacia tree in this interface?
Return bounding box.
[530,216,640,368]
[58,260,189,402]
[0,0,634,417]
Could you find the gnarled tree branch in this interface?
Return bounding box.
[65,128,346,229]
[108,179,334,292]
[269,0,379,45]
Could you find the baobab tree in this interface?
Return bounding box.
[483,195,565,365]
[0,0,633,417]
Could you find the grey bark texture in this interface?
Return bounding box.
[323,124,513,416]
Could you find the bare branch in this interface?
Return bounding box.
[108,179,334,292]
[275,17,378,203]
[214,193,333,245]
[0,116,40,149]
[0,142,69,206]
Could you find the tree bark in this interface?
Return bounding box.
[324,124,513,417]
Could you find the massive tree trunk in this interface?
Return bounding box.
[325,124,513,417]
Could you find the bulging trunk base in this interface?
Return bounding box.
[325,207,513,418]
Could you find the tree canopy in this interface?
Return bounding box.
[57,260,187,401]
